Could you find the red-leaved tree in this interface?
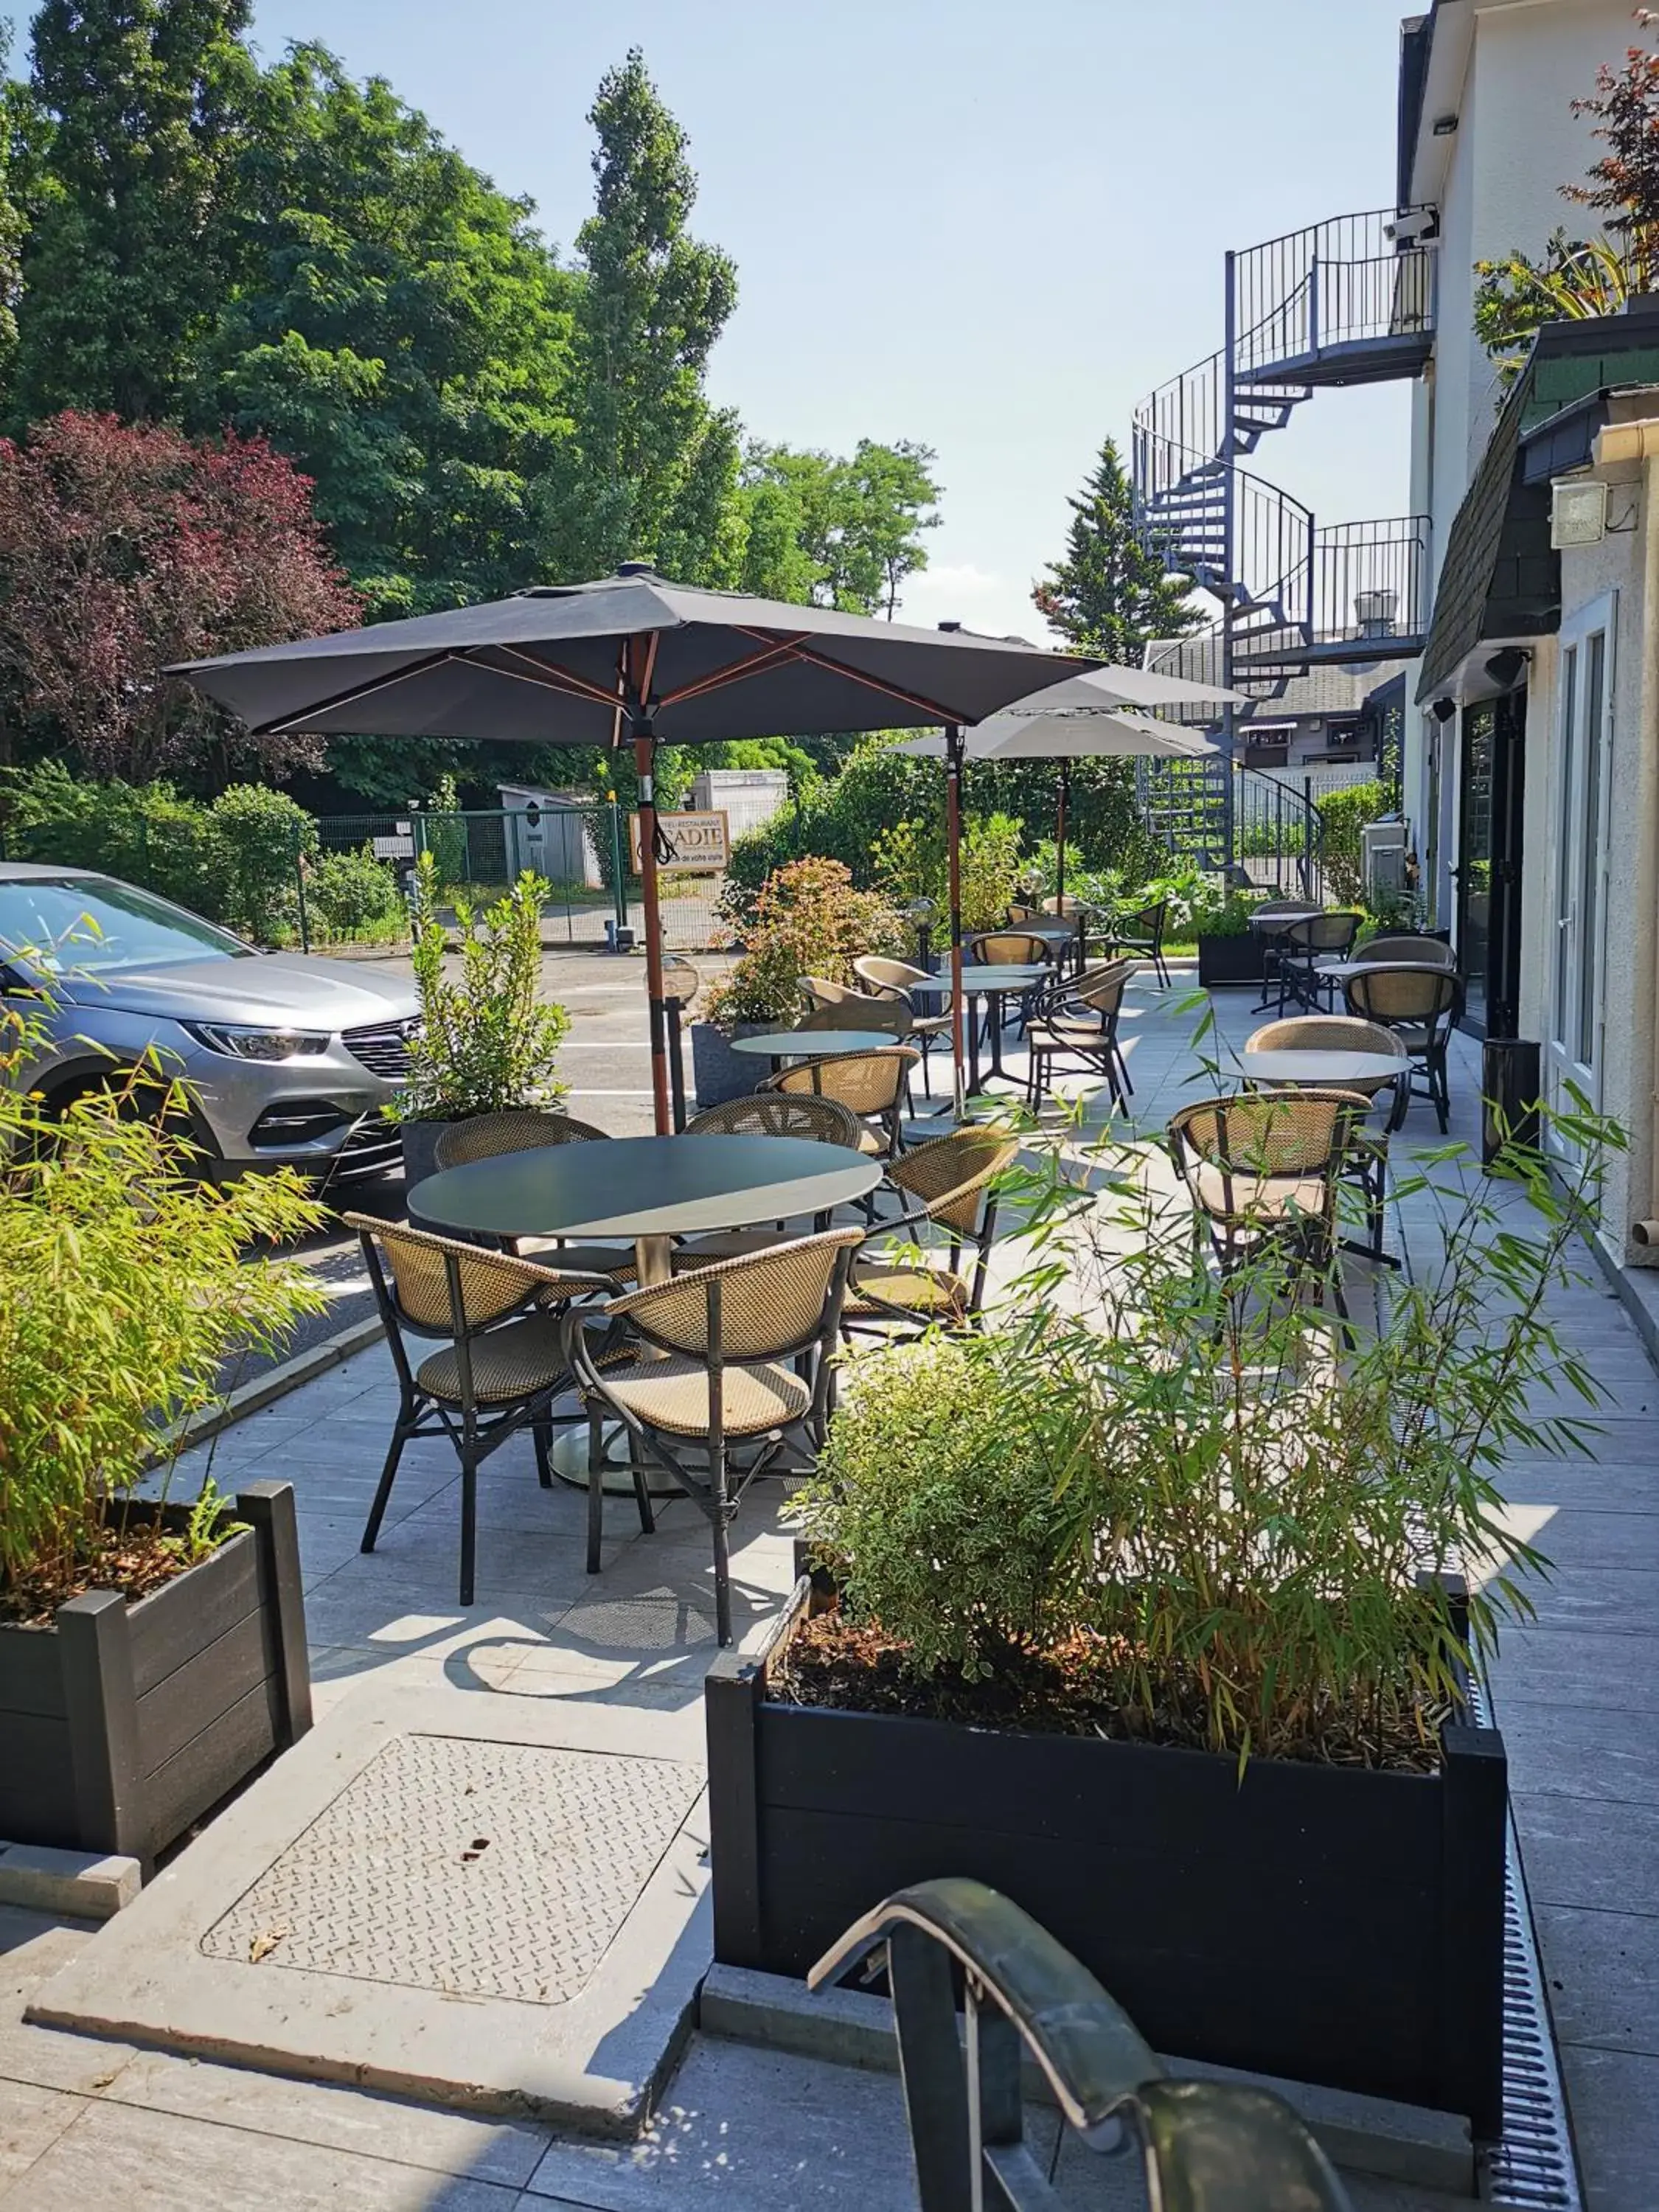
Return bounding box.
[0,411,361,783]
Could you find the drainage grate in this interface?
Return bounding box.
[1468,1677,1583,2211]
[201,1733,703,2006]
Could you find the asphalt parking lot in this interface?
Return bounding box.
[243,943,731,1382]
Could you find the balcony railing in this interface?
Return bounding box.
[1232,206,1439,385]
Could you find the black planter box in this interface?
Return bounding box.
[1197,933,1265,987]
[706,1586,1506,2134]
[0,1483,311,1871]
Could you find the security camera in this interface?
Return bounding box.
[1385,207,1439,247]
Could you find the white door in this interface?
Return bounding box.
[1545,594,1615,1132]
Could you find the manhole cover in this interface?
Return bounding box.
[201,1734,703,2005]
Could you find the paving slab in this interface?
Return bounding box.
[25,1684,714,2139]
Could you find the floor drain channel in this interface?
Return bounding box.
[1469,1676,1582,2211]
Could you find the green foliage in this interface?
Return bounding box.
[874,810,1025,934]
[307,846,403,938]
[799,1331,1091,1680]
[0,997,324,1599]
[210,784,318,942]
[703,855,904,1029]
[1315,778,1389,905]
[422,775,469,886]
[396,852,569,1121]
[1,762,228,917]
[734,439,942,615]
[1033,437,1199,658]
[813,1069,1622,1764]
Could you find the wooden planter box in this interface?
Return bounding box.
[0,1483,311,1871]
[1196,933,1265,988]
[706,1585,1507,2134]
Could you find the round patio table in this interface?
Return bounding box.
[409,1134,881,1494]
[729,1028,898,1071]
[956,962,1049,1091]
[1318,958,1456,986]
[1239,1048,1406,1092]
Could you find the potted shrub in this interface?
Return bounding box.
[1192,882,1266,987]
[0,1001,325,1872]
[706,1104,1613,2133]
[392,852,571,1186]
[693,858,905,1109]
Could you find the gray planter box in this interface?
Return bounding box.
[399,1119,449,1192]
[0,1483,311,1874]
[690,1022,768,1110]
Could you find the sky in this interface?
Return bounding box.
[184,0,1420,637]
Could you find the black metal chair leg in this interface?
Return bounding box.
[586,1404,607,1573]
[711,1450,734,1649]
[458,1448,479,1606]
[532,1412,553,1489]
[361,1422,410,1554]
[632,1461,656,1537]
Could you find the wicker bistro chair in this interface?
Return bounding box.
[1248,900,1321,1011]
[1100,901,1171,988]
[1357,933,1458,970]
[1244,1016,1411,1262]
[564,1229,862,1645]
[852,956,953,1091]
[1165,1090,1365,1325]
[1025,959,1135,1111]
[673,1093,863,1265]
[1342,967,1464,1133]
[964,930,1052,1048]
[344,1215,644,1606]
[842,1127,1020,1339]
[762,1046,919,1161]
[431,1107,636,1281]
[1276,911,1363,1013]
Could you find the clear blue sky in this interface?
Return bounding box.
[220,2,1421,633]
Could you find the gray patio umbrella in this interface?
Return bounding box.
[170,566,1099,1132]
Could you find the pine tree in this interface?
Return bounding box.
[1032,438,1197,660]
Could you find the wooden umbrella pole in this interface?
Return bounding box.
[634,728,672,1136]
[946,722,966,1117]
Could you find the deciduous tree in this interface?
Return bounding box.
[0,410,359,783]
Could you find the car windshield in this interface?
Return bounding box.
[0,877,251,975]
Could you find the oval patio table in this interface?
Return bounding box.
[409,1134,882,1494]
[728,1028,899,1071]
[955,962,1050,1091]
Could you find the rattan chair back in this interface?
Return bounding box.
[606,1228,863,1361]
[1344,966,1461,1026]
[1116,900,1166,942]
[1245,1015,1407,1061]
[1167,1090,1358,1187]
[344,1214,602,1335]
[1360,934,1457,969]
[765,1046,918,1116]
[966,930,1047,965]
[799,974,866,1010]
[434,1108,610,1169]
[685,1093,862,1146]
[1282,911,1363,956]
[888,1127,1020,1234]
[1040,894,1084,917]
[855,954,933,995]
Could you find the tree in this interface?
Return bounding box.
[14,0,257,422]
[1032,437,1197,659]
[1475,15,1659,382]
[549,49,740,581]
[0,410,360,784]
[736,439,941,615]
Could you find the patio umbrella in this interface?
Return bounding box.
[170,566,1099,1132]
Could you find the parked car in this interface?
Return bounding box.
[0,862,420,1181]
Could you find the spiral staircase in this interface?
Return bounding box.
[1130,209,1439,872]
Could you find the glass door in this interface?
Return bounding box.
[1547,596,1614,1123]
[1456,704,1495,1034]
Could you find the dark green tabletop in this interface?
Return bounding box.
[956,963,1049,993]
[729,1029,897,1059]
[408,1133,881,1243]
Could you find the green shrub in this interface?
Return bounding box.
[210,785,317,943]
[394,853,569,1121]
[799,1329,1091,1680]
[1315,779,1389,905]
[703,855,905,1029]
[307,846,404,938]
[1,762,229,918]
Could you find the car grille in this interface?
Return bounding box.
[343,1018,419,1079]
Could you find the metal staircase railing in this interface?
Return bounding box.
[812,1879,1353,2212]
[1136,755,1326,900]
[1232,207,1438,385]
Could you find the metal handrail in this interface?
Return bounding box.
[812,1879,1353,2211]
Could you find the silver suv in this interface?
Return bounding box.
[0,863,420,1181]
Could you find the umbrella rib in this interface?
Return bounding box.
[489,644,633,712]
[657,625,968,725]
[654,634,812,709]
[248,651,456,737]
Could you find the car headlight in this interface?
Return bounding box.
[181,1023,332,1062]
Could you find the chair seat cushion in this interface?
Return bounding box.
[599,1357,810,1438]
[672,1228,793,1265]
[1027,1020,1106,1048]
[1192,1167,1329,1226]
[417,1312,572,1405]
[854,1125,887,1157]
[844,1261,970,1319]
